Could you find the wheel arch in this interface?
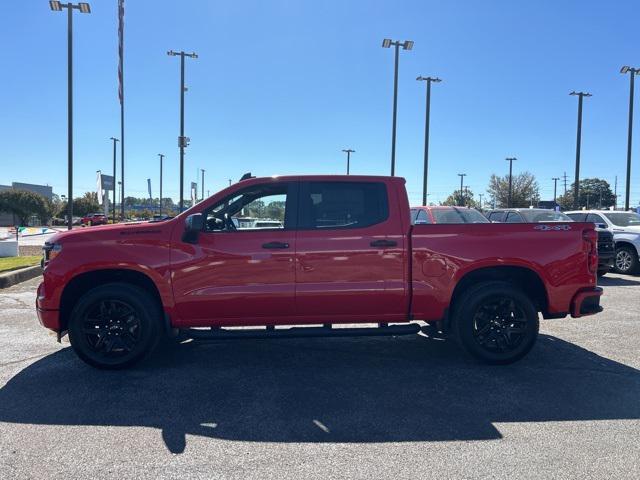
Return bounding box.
[449,266,548,323]
[59,269,165,332]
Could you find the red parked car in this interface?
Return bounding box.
[81,213,108,226]
[37,175,602,369]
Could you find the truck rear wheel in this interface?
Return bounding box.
[453,281,539,365]
[68,283,162,369]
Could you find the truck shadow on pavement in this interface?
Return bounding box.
[1,333,639,454]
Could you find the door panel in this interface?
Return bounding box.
[295,181,406,321]
[170,182,296,326]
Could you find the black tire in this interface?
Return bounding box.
[68,283,162,369]
[453,281,539,365]
[597,269,608,277]
[614,245,639,275]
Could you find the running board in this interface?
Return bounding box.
[182,323,421,341]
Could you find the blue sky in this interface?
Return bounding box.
[1,0,639,206]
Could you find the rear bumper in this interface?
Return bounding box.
[570,287,603,318]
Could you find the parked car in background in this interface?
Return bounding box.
[566,210,640,275]
[489,208,614,277]
[81,213,108,226]
[564,211,615,276]
[410,206,489,224]
[487,208,572,223]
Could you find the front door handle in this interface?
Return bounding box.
[262,241,290,249]
[370,239,397,248]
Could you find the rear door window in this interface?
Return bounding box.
[415,210,431,224]
[299,181,388,229]
[506,212,522,223]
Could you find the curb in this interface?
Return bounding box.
[0,266,42,289]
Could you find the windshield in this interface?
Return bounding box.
[520,210,572,222]
[603,212,640,227]
[431,208,489,224]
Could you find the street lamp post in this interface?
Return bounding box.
[382,38,414,177]
[158,154,164,215]
[201,169,205,201]
[49,1,91,230]
[110,137,119,223]
[117,181,122,218]
[458,173,467,206]
[621,66,639,211]
[342,149,355,174]
[506,157,517,207]
[416,76,441,206]
[570,91,592,209]
[552,177,560,205]
[167,50,198,211]
[479,193,484,209]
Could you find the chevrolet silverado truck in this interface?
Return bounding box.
[37,175,603,369]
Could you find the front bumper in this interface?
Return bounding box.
[36,281,61,330]
[570,287,603,318]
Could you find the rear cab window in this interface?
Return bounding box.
[299,181,388,229]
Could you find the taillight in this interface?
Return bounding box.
[583,229,598,274]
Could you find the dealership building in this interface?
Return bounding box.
[0,182,54,227]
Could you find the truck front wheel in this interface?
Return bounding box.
[68,283,162,369]
[453,281,539,365]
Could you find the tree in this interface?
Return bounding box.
[441,188,478,208]
[265,201,286,221]
[556,178,615,210]
[73,192,100,217]
[0,189,48,225]
[487,172,540,208]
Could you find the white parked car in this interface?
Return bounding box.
[566,210,640,274]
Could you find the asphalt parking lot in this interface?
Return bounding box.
[0,275,639,479]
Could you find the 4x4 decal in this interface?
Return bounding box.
[534,224,572,231]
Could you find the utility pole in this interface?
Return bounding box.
[563,171,568,195]
[614,175,618,210]
[506,157,517,208]
[49,1,91,230]
[552,177,560,205]
[621,66,639,210]
[201,168,205,201]
[479,193,484,209]
[458,173,467,207]
[342,149,355,175]
[158,154,164,215]
[570,91,592,209]
[228,179,232,186]
[167,49,198,211]
[110,137,119,223]
[416,76,441,205]
[382,38,414,176]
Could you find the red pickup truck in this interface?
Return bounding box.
[37,175,602,369]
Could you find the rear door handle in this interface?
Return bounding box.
[370,239,397,248]
[262,241,290,249]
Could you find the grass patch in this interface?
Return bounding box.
[0,256,41,273]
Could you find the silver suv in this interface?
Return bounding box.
[566,210,640,275]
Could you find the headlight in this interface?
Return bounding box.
[43,242,62,266]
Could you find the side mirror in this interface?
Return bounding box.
[182,213,203,243]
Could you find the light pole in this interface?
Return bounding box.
[416,76,441,205]
[621,66,639,210]
[117,181,122,219]
[479,193,484,209]
[110,137,119,223]
[167,50,198,211]
[506,157,517,207]
[342,149,355,174]
[158,154,164,215]
[382,38,414,176]
[49,1,91,230]
[201,168,205,201]
[552,177,560,205]
[570,91,592,209]
[458,173,467,206]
